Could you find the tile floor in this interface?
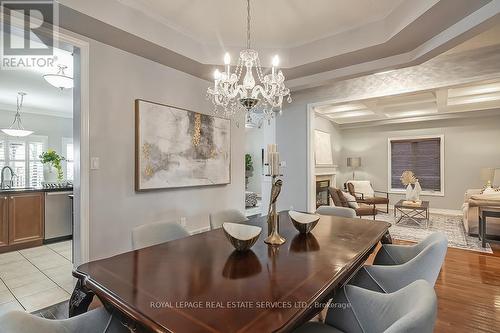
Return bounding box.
[0,240,74,315]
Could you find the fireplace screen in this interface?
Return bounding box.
[316,180,330,208]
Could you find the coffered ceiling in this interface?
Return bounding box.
[315,78,500,125]
[58,0,500,88]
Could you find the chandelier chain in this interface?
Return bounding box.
[246,0,251,49]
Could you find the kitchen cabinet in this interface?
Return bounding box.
[8,192,44,246]
[0,195,8,248]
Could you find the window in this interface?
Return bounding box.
[388,135,444,195]
[0,136,47,188]
[62,137,74,181]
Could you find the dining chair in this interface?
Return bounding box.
[316,206,356,218]
[0,307,128,333]
[293,280,437,333]
[349,232,447,293]
[209,209,248,230]
[132,220,190,250]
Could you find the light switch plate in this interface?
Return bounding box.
[90,157,100,170]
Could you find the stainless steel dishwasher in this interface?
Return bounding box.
[44,191,73,241]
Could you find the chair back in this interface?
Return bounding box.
[316,206,356,218]
[132,221,189,250]
[325,280,437,333]
[209,209,248,230]
[346,180,375,198]
[327,187,349,208]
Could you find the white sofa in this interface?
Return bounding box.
[462,189,500,236]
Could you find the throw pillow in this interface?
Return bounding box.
[343,191,359,209]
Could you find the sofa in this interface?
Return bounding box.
[462,189,500,236]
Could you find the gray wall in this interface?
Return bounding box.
[88,40,245,260]
[0,110,72,156]
[339,115,500,210]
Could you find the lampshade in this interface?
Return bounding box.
[480,167,495,184]
[347,157,361,168]
[43,65,74,89]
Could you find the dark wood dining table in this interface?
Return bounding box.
[70,211,390,333]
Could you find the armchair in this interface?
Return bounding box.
[328,187,377,220]
[345,180,389,213]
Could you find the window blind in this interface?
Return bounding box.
[390,137,441,191]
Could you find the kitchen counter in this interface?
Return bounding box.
[0,186,73,195]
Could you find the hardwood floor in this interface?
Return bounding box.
[383,241,500,333]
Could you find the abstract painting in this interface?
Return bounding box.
[135,99,231,191]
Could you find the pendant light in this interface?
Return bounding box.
[43,65,74,90]
[2,92,33,137]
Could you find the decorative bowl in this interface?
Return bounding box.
[289,211,320,234]
[222,223,262,251]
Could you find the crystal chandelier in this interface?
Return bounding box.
[207,0,291,122]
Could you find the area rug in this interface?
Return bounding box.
[375,211,493,254]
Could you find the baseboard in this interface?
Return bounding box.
[387,205,462,216]
[189,226,210,235]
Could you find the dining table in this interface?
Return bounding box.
[70,211,391,333]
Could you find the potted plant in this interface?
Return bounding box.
[245,154,253,189]
[40,149,65,183]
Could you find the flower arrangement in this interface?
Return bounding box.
[39,149,66,181]
[400,170,417,186]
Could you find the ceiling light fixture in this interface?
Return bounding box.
[2,92,34,137]
[207,0,291,123]
[43,65,74,90]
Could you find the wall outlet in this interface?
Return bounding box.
[90,157,100,170]
[179,217,187,227]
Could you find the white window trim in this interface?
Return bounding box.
[387,134,445,197]
[62,137,73,181]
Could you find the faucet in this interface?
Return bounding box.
[1,166,15,189]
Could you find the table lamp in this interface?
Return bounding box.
[480,167,495,193]
[347,157,361,180]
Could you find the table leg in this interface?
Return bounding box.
[69,279,95,317]
[481,212,487,248]
[381,231,393,244]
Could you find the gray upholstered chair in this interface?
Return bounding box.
[209,209,248,230]
[293,280,437,333]
[132,221,189,250]
[316,206,356,218]
[0,307,128,333]
[349,232,447,293]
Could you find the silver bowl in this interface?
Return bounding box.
[289,211,320,234]
[222,223,262,251]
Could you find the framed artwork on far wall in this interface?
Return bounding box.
[135,99,231,191]
[314,130,334,166]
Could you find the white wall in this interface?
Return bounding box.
[88,40,244,260]
[340,115,500,210]
[0,110,72,155]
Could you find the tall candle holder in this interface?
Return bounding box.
[264,144,286,246]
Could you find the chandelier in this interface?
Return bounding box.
[1,92,33,137]
[43,65,74,90]
[207,0,291,122]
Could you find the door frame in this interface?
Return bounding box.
[6,12,91,265]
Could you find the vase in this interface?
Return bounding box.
[405,184,413,200]
[414,181,422,201]
[43,164,58,183]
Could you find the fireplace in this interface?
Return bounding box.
[316,179,330,208]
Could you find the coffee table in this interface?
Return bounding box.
[394,200,430,228]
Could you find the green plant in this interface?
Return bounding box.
[245,154,253,171]
[39,149,66,181]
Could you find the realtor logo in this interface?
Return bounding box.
[1,0,58,70]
